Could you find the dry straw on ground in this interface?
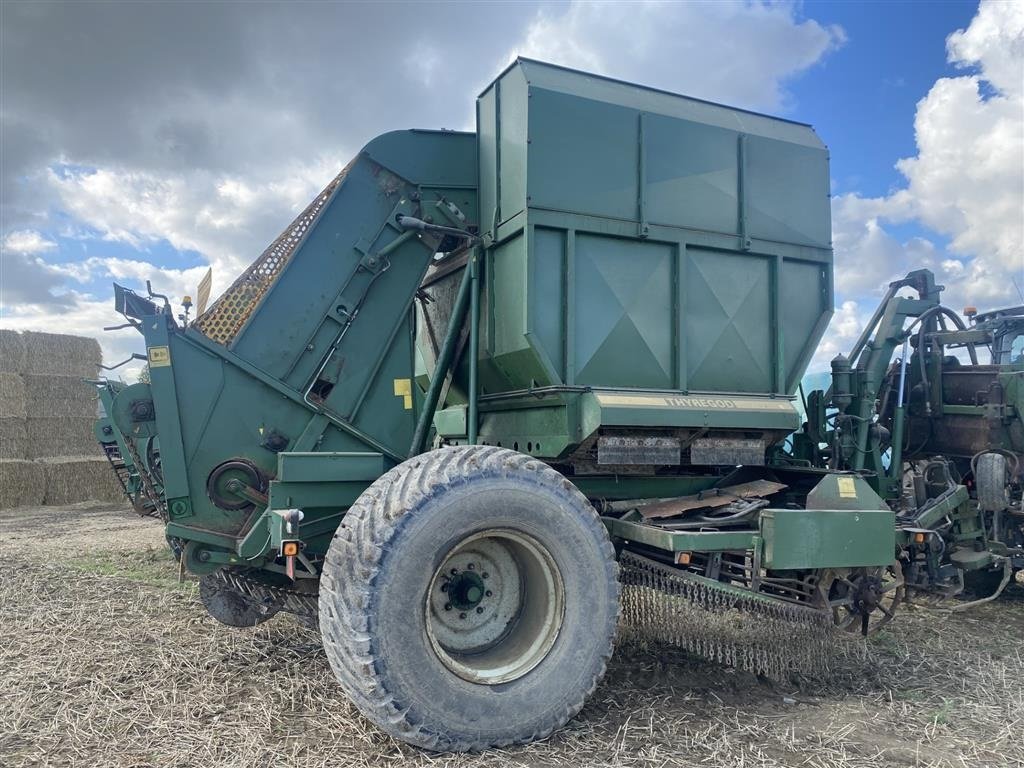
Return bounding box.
[40,457,123,505]
[0,459,45,508]
[1,504,1022,768]
[24,416,101,458]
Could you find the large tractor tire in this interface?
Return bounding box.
[319,445,620,751]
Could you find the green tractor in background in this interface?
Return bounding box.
[791,269,1023,602]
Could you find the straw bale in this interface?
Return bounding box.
[40,456,123,505]
[0,329,27,374]
[0,459,45,508]
[21,374,97,418]
[0,372,27,418]
[0,417,28,459]
[21,331,102,378]
[25,417,100,459]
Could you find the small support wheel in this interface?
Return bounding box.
[199,572,280,628]
[818,561,904,635]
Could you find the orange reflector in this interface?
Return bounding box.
[676,552,692,565]
[282,541,299,557]
[913,533,926,544]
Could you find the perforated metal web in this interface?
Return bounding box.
[194,162,353,345]
[619,552,834,678]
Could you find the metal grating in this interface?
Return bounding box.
[194,162,353,345]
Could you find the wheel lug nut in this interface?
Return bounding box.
[482,572,489,579]
[440,584,448,592]
[444,603,451,611]
[459,612,466,619]
[450,568,458,575]
[476,606,483,614]
[467,563,474,570]
[485,590,492,597]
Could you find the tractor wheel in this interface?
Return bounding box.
[975,452,1009,512]
[318,445,620,751]
[199,573,280,627]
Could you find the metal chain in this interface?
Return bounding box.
[212,569,319,619]
[121,434,167,522]
[619,551,834,679]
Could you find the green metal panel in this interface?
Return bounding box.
[685,246,772,392]
[527,87,639,221]
[574,234,674,388]
[745,135,831,248]
[528,227,565,380]
[276,452,384,483]
[781,259,831,392]
[604,516,757,553]
[760,508,895,569]
[474,58,832,407]
[580,390,800,433]
[498,67,529,228]
[514,59,826,149]
[645,112,738,234]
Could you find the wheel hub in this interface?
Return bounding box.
[426,529,564,685]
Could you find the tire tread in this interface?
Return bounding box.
[318,445,619,751]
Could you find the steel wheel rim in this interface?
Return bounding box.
[819,562,904,635]
[425,529,564,684]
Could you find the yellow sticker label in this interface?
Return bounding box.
[393,378,412,410]
[148,346,171,368]
[837,476,857,498]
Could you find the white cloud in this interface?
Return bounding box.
[47,157,344,300]
[2,229,56,255]
[514,0,845,111]
[824,0,1024,367]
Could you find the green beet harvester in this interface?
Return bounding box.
[95,60,912,750]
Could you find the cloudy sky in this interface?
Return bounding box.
[1,0,1022,378]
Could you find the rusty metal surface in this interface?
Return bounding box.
[597,436,681,466]
[637,479,787,520]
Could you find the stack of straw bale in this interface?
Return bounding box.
[0,329,123,508]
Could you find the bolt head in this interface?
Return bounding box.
[459,612,466,620]
[482,572,489,579]
[467,563,475,570]
[476,606,484,614]
[450,568,458,575]
[485,590,492,597]
[444,603,451,611]
[440,583,448,592]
